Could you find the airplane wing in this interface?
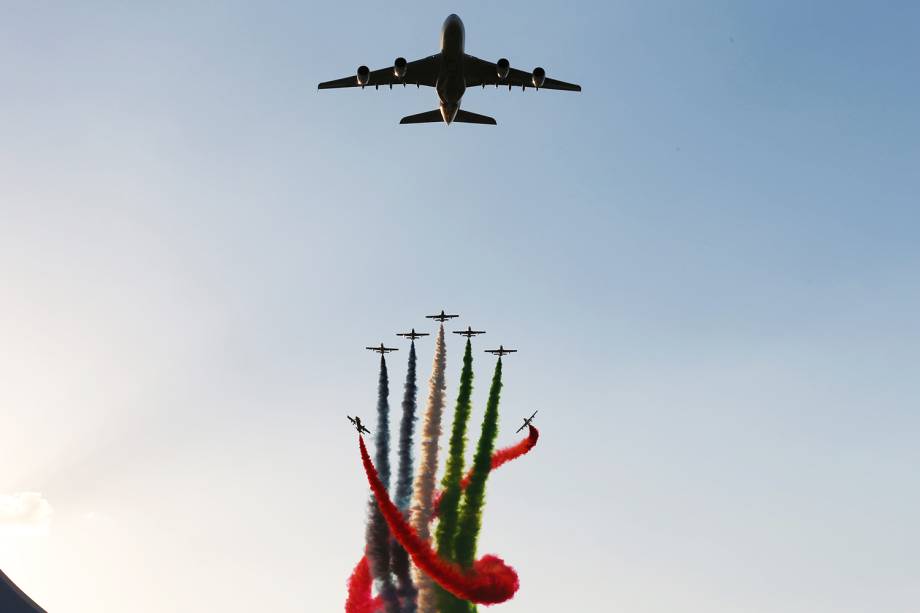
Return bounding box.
[348,416,356,425]
[516,423,526,433]
[529,410,538,420]
[318,55,440,89]
[463,55,581,91]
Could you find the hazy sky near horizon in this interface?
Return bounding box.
[1,2,918,611]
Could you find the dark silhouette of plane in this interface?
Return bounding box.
[366,343,399,354]
[318,14,581,125]
[426,310,459,322]
[516,410,538,433]
[348,415,371,435]
[485,345,517,357]
[397,328,429,341]
[453,326,486,338]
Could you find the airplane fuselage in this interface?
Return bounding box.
[317,13,581,125]
[437,14,466,124]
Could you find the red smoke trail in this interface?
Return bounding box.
[434,425,539,515]
[346,426,539,613]
[345,556,382,613]
[358,436,519,605]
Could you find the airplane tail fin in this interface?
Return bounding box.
[454,109,497,125]
[400,110,443,124]
[399,109,497,125]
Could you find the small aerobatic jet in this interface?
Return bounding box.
[426,310,459,323]
[366,343,399,354]
[397,328,429,341]
[516,410,538,433]
[485,345,517,357]
[348,415,371,435]
[318,14,581,125]
[453,326,486,338]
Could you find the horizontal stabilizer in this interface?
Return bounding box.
[454,109,496,125]
[400,110,443,124]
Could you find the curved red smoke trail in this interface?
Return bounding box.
[437,425,539,514]
[358,436,519,605]
[346,426,539,613]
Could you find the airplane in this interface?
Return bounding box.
[397,328,429,341]
[485,345,517,357]
[426,310,459,323]
[453,326,486,338]
[366,343,399,354]
[516,410,538,433]
[348,415,372,435]
[317,14,581,125]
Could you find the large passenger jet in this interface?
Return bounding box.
[318,14,581,125]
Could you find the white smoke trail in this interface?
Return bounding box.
[408,324,446,613]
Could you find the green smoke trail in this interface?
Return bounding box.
[453,358,503,572]
[434,340,476,613]
[436,339,475,559]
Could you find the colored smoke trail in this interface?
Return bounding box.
[395,342,419,512]
[435,339,476,612]
[359,436,520,605]
[392,341,419,606]
[347,425,539,613]
[346,556,383,613]
[433,425,539,515]
[453,358,503,571]
[366,355,399,613]
[409,325,447,613]
[436,339,475,559]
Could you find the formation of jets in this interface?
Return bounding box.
[366,343,399,354]
[371,317,514,356]
[397,328,429,341]
[351,310,532,435]
[453,326,486,338]
[516,410,538,433]
[318,14,581,125]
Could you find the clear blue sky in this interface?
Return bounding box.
[1,2,918,611]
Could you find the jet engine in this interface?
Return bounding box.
[496,58,510,80]
[356,65,370,86]
[393,57,407,79]
[531,67,546,88]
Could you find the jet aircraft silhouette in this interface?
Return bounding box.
[516,410,538,433]
[348,415,371,435]
[366,343,399,354]
[318,14,581,125]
